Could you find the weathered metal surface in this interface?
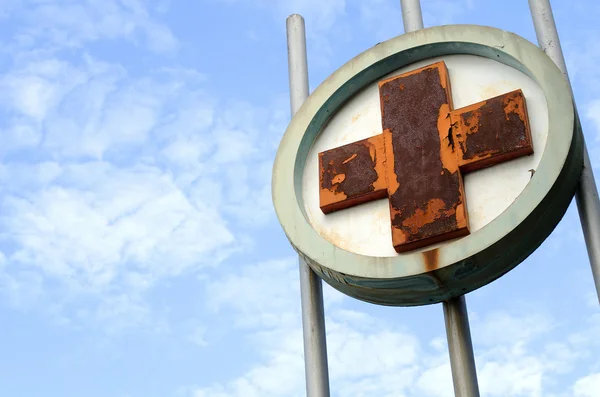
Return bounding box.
[379,62,469,253]
[444,295,481,397]
[319,135,387,214]
[452,89,533,174]
[273,25,580,306]
[318,61,534,254]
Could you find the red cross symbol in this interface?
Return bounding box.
[319,61,533,253]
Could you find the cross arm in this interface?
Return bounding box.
[451,89,533,174]
[319,135,388,214]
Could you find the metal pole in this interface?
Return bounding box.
[399,2,481,396]
[286,14,331,397]
[400,0,424,32]
[528,0,600,304]
[299,257,330,397]
[287,14,310,115]
[443,297,481,397]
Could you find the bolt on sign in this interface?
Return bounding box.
[272,25,583,306]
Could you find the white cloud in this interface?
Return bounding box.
[0,1,284,332]
[3,162,236,284]
[0,51,281,327]
[195,258,306,396]
[206,258,300,329]
[475,310,554,347]
[197,257,426,397]
[191,255,600,397]
[0,56,90,151]
[5,0,178,53]
[416,360,453,397]
[573,373,600,397]
[195,258,434,397]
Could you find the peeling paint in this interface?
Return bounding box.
[379,62,471,253]
[438,104,458,173]
[452,89,533,173]
[319,135,387,214]
[402,198,455,234]
[318,61,534,254]
[382,128,398,195]
[343,153,358,164]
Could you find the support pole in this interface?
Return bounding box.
[286,14,331,397]
[298,257,330,397]
[399,2,481,396]
[443,297,481,397]
[400,0,424,32]
[528,0,600,304]
[287,14,310,115]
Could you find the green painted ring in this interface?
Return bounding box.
[272,24,583,306]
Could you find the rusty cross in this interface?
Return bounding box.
[319,61,533,253]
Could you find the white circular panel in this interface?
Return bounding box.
[302,55,548,257]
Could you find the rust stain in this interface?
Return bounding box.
[423,248,439,272]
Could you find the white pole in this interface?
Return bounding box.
[287,14,310,115]
[399,2,481,396]
[286,14,331,397]
[528,0,600,304]
[400,0,424,32]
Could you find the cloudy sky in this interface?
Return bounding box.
[0,0,599,396]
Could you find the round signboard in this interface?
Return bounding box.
[272,24,582,306]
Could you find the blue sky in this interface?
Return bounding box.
[0,0,599,396]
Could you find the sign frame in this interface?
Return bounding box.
[272,24,583,306]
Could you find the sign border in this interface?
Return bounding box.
[272,24,583,306]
